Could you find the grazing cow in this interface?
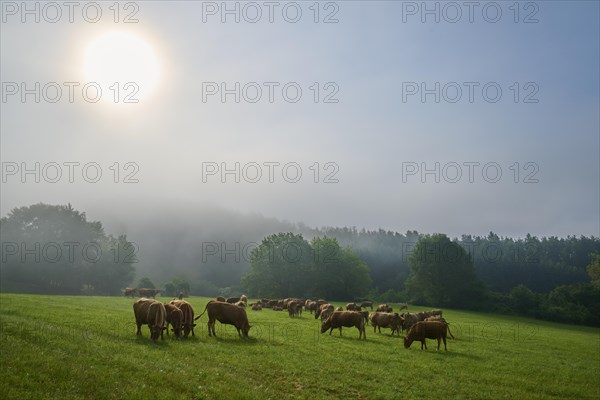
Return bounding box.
[195,300,250,338]
[123,287,137,297]
[235,301,246,308]
[133,298,166,343]
[251,303,262,311]
[369,312,403,336]
[335,306,343,311]
[272,306,283,311]
[430,309,443,317]
[164,303,184,338]
[289,301,303,317]
[346,303,358,311]
[288,302,299,318]
[138,288,161,298]
[169,300,196,337]
[360,301,373,310]
[305,299,313,311]
[404,321,447,351]
[226,297,240,304]
[321,311,366,339]
[306,301,318,314]
[424,317,454,339]
[240,295,248,304]
[401,313,420,332]
[178,292,184,300]
[315,303,334,321]
[216,296,226,302]
[376,304,393,313]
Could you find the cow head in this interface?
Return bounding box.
[242,323,251,338]
[151,325,164,342]
[320,319,331,334]
[172,324,182,338]
[403,336,412,348]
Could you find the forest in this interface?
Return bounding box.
[1,203,598,325]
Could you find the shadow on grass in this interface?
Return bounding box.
[402,347,484,360]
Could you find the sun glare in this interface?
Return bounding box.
[83,31,160,102]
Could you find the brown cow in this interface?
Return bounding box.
[306,301,318,314]
[430,309,443,317]
[123,287,137,297]
[195,300,250,338]
[138,288,161,298]
[133,298,166,343]
[335,306,343,311]
[288,302,300,318]
[321,311,366,339]
[315,303,334,321]
[346,303,359,311]
[240,295,248,304]
[216,296,226,302]
[235,301,246,308]
[369,312,403,336]
[401,312,420,332]
[169,300,196,337]
[358,310,370,326]
[424,317,454,339]
[226,297,240,304]
[376,304,393,313]
[360,301,373,310]
[164,303,183,338]
[404,321,447,351]
[304,299,313,311]
[251,303,262,311]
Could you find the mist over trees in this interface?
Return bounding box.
[0,203,135,295]
[405,234,484,308]
[242,233,371,300]
[1,203,598,325]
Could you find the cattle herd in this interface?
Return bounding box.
[129,292,452,351]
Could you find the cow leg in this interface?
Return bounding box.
[339,327,343,336]
[443,337,447,351]
[207,321,212,337]
[136,322,142,336]
[329,328,333,335]
[437,338,441,351]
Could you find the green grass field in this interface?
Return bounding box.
[0,294,598,399]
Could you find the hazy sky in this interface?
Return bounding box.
[1,1,599,238]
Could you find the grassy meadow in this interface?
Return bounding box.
[0,293,598,399]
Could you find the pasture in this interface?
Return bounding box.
[0,294,598,399]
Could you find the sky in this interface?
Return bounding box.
[1,0,599,239]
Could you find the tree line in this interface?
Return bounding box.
[1,203,598,326]
[0,203,135,295]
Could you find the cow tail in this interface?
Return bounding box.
[447,324,455,339]
[194,302,210,321]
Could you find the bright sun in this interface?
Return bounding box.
[83,31,160,101]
